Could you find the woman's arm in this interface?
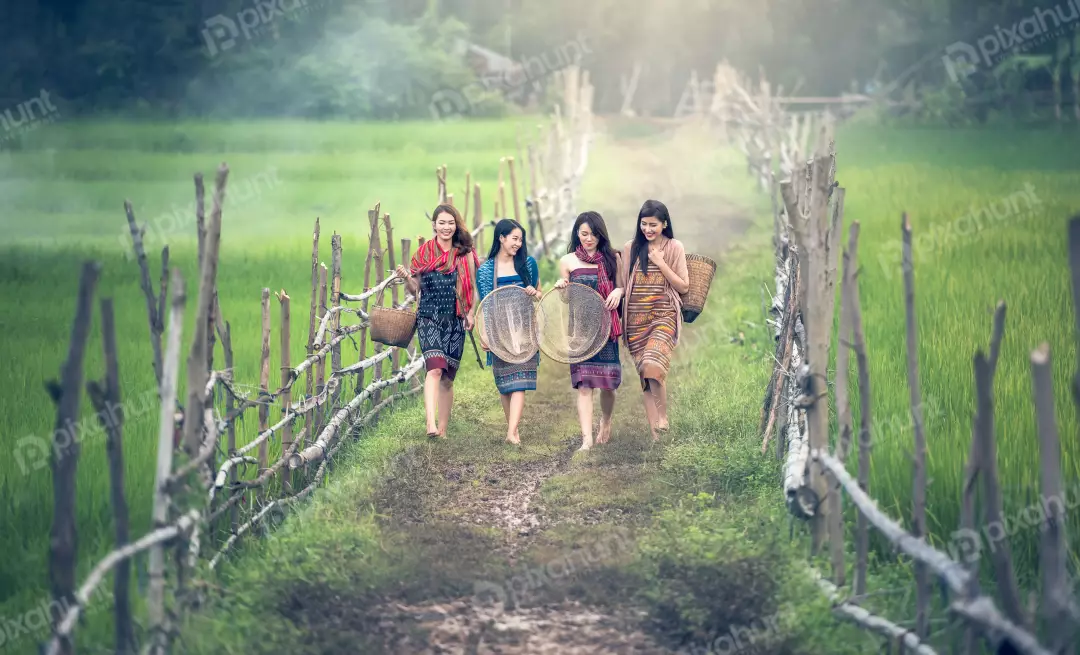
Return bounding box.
[652,244,690,295]
[528,256,541,291]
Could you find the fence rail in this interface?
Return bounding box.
[715,59,1080,654]
[38,65,593,654]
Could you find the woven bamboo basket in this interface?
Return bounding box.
[681,253,717,323]
[370,306,417,348]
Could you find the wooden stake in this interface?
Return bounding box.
[278,289,292,492]
[148,268,184,652]
[315,265,328,432]
[258,288,271,477]
[194,173,206,267]
[900,212,930,638]
[498,157,508,219]
[182,164,227,458]
[1031,343,1072,650]
[508,156,522,226]
[358,210,378,395]
[371,215,386,404]
[384,213,400,375]
[330,235,342,404]
[85,297,135,653]
[473,183,484,257]
[305,218,321,447]
[974,349,1026,627]
[123,201,164,390]
[47,261,100,655]
[462,172,471,222]
[850,254,872,597]
[222,321,236,533]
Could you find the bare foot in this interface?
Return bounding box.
[596,422,612,444]
[578,438,593,451]
[505,433,520,445]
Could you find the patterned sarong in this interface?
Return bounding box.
[568,268,622,390]
[625,262,677,389]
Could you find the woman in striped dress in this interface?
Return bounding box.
[553,211,623,451]
[619,199,690,441]
[476,219,541,445]
[395,204,479,439]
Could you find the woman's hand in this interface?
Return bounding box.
[524,285,540,298]
[394,265,410,280]
[464,313,475,331]
[647,248,665,267]
[604,288,623,311]
[553,278,569,289]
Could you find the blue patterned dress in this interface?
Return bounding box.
[568,267,622,390]
[416,268,466,381]
[477,256,540,394]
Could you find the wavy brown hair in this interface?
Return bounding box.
[430,203,474,254]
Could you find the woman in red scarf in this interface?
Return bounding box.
[396,204,479,438]
[552,211,623,450]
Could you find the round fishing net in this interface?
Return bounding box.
[536,282,612,364]
[475,285,541,364]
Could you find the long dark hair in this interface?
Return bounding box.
[431,203,473,254]
[568,211,617,281]
[629,199,674,275]
[487,218,533,286]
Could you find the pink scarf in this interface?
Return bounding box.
[575,246,622,340]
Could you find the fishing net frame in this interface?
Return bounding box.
[475,285,542,365]
[536,281,613,365]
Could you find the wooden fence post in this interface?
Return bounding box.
[508,156,522,227]
[358,208,379,395]
[258,289,271,482]
[331,235,342,403]
[316,264,328,431]
[900,213,930,638]
[278,290,292,492]
[305,218,321,448]
[474,183,484,256]
[462,172,470,221]
[47,261,101,655]
[148,268,185,653]
[371,213,387,403]
[86,297,135,653]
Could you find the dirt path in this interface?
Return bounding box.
[276,118,755,654]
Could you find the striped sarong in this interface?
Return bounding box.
[625,262,677,389]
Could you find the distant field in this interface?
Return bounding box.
[0,117,547,642]
[835,125,1080,586]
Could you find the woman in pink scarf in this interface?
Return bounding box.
[552,211,623,450]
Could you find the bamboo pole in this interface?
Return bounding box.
[305,218,320,447]
[258,289,271,480]
[473,183,484,257]
[278,289,293,492]
[370,213,386,404]
[1031,343,1072,651]
[900,212,930,638]
[507,156,522,226]
[358,209,379,395]
[46,261,100,655]
[147,268,184,653]
[850,247,872,597]
[182,164,227,458]
[330,234,342,403]
[316,264,328,428]
[85,297,135,653]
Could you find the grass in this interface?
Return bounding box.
[0,116,548,649]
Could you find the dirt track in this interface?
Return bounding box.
[276,118,756,654]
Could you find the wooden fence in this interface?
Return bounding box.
[38,66,592,655]
[716,62,1080,654]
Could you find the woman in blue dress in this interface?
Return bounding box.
[476,219,541,444]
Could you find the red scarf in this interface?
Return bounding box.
[575,246,622,340]
[411,238,478,317]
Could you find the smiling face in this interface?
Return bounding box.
[639,215,664,241]
[577,222,598,251]
[433,211,457,242]
[499,227,523,256]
